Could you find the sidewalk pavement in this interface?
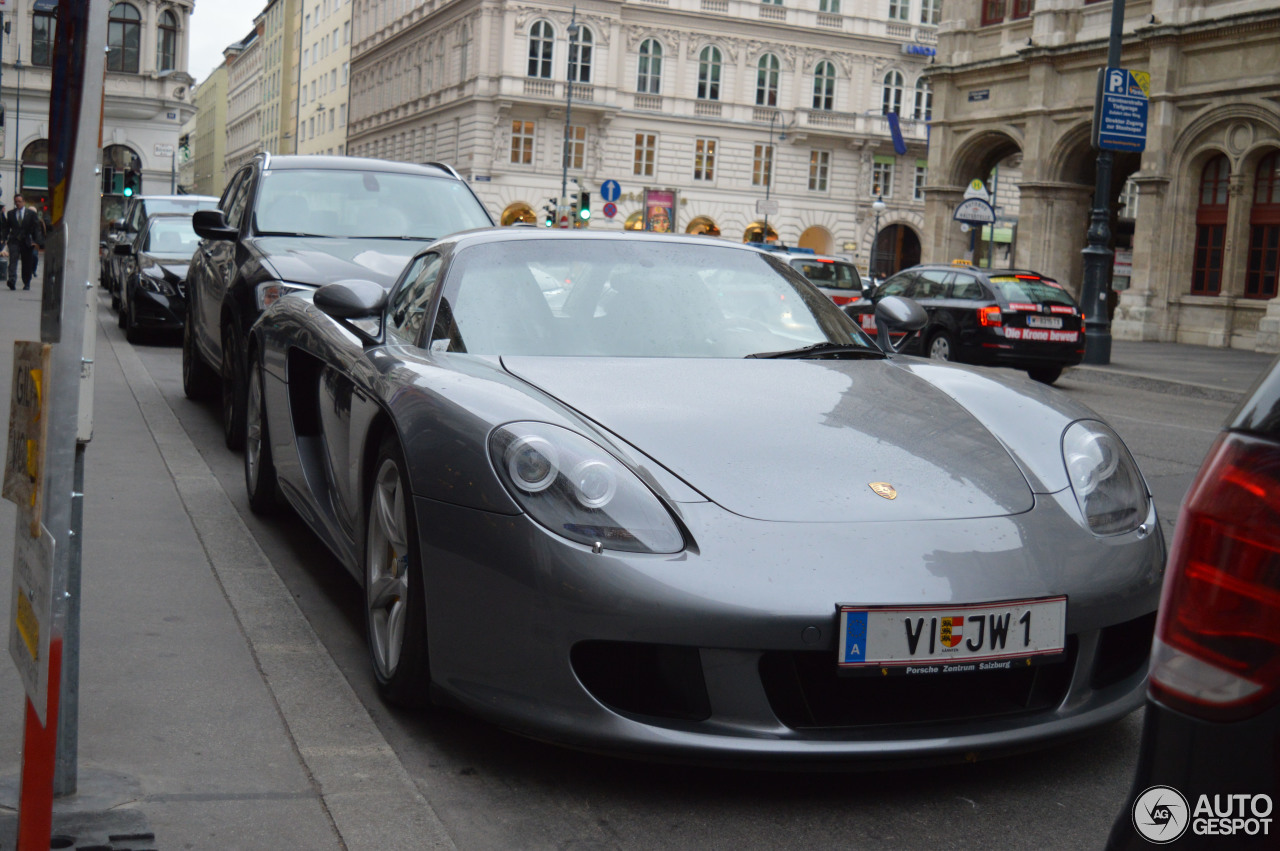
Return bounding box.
[1066,339,1278,403]
[0,282,1275,850]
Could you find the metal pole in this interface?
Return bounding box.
[763,111,776,239]
[14,46,20,191]
[559,6,577,220]
[46,0,109,797]
[1080,0,1126,364]
[987,163,998,268]
[871,195,884,280]
[170,150,175,193]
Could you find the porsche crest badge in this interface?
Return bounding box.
[869,482,897,500]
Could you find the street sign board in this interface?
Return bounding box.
[756,199,779,216]
[963,179,990,201]
[1094,67,1150,152]
[5,342,51,537]
[602,201,617,219]
[953,198,996,224]
[600,179,621,202]
[154,142,174,158]
[9,525,56,725]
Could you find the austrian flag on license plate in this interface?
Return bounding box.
[836,596,1067,675]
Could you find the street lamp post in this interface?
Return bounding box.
[559,6,579,224]
[763,110,779,240]
[871,195,886,281]
[1079,0,1127,365]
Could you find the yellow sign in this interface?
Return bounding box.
[1131,70,1151,98]
[4,341,51,538]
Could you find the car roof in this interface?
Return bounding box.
[895,264,1054,280]
[432,227,779,254]
[135,194,219,203]
[256,153,462,180]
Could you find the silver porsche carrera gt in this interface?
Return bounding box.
[244,228,1164,765]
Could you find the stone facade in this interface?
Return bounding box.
[345,0,943,273]
[0,0,195,227]
[192,65,229,197]
[927,0,1280,352]
[298,0,353,155]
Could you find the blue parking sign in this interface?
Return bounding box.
[1094,67,1150,152]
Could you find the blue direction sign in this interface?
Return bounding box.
[1094,67,1150,152]
[600,179,621,203]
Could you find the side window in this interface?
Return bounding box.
[836,262,862,292]
[387,253,443,345]
[950,273,985,300]
[879,273,916,298]
[127,201,146,233]
[223,169,254,231]
[914,270,951,299]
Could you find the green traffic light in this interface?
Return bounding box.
[578,207,591,221]
[123,187,133,196]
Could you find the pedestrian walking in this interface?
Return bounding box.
[5,194,45,291]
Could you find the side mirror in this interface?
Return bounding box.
[874,295,927,354]
[314,279,388,319]
[113,243,134,256]
[192,209,237,241]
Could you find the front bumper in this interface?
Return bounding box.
[416,489,1164,764]
[129,284,186,330]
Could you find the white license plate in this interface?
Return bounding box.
[837,596,1067,674]
[1026,315,1063,329]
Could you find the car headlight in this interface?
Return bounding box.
[490,422,684,554]
[256,281,314,310]
[139,271,177,296]
[1062,420,1149,535]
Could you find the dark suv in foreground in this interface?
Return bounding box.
[845,263,1085,384]
[184,153,493,449]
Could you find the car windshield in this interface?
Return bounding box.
[145,217,200,255]
[988,275,1078,308]
[430,239,875,358]
[253,169,491,238]
[145,198,216,215]
[789,258,861,290]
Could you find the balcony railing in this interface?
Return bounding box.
[816,13,842,28]
[759,5,786,20]
[524,79,554,97]
[635,94,663,111]
[701,0,729,12]
[694,101,723,117]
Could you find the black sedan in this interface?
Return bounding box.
[846,263,1086,384]
[1107,355,1280,849]
[114,213,202,343]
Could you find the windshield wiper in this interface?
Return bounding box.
[257,231,333,238]
[746,342,885,360]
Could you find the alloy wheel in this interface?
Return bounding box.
[367,457,411,680]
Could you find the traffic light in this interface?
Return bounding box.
[543,198,556,227]
[568,193,580,224]
[577,190,591,222]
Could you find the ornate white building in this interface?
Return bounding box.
[926,0,1280,352]
[346,0,941,272]
[0,0,196,229]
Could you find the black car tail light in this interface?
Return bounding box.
[1148,432,1280,721]
[977,305,1002,326]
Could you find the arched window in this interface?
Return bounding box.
[813,61,835,111]
[1246,151,1280,299]
[637,39,662,94]
[881,70,903,115]
[108,3,142,73]
[914,79,932,121]
[1192,155,1231,296]
[697,46,722,101]
[569,26,592,84]
[158,9,179,71]
[756,54,779,107]
[527,20,553,79]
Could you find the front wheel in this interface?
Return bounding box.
[927,331,955,361]
[1028,365,1063,385]
[365,436,432,707]
[182,306,217,400]
[221,323,247,451]
[244,352,280,514]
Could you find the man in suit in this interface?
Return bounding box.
[5,194,44,290]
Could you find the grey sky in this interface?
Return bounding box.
[189,0,265,85]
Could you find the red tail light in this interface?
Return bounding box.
[977,305,1002,326]
[1149,432,1280,721]
[830,295,857,306]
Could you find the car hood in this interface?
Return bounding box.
[501,357,1036,523]
[140,255,189,280]
[255,237,427,287]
